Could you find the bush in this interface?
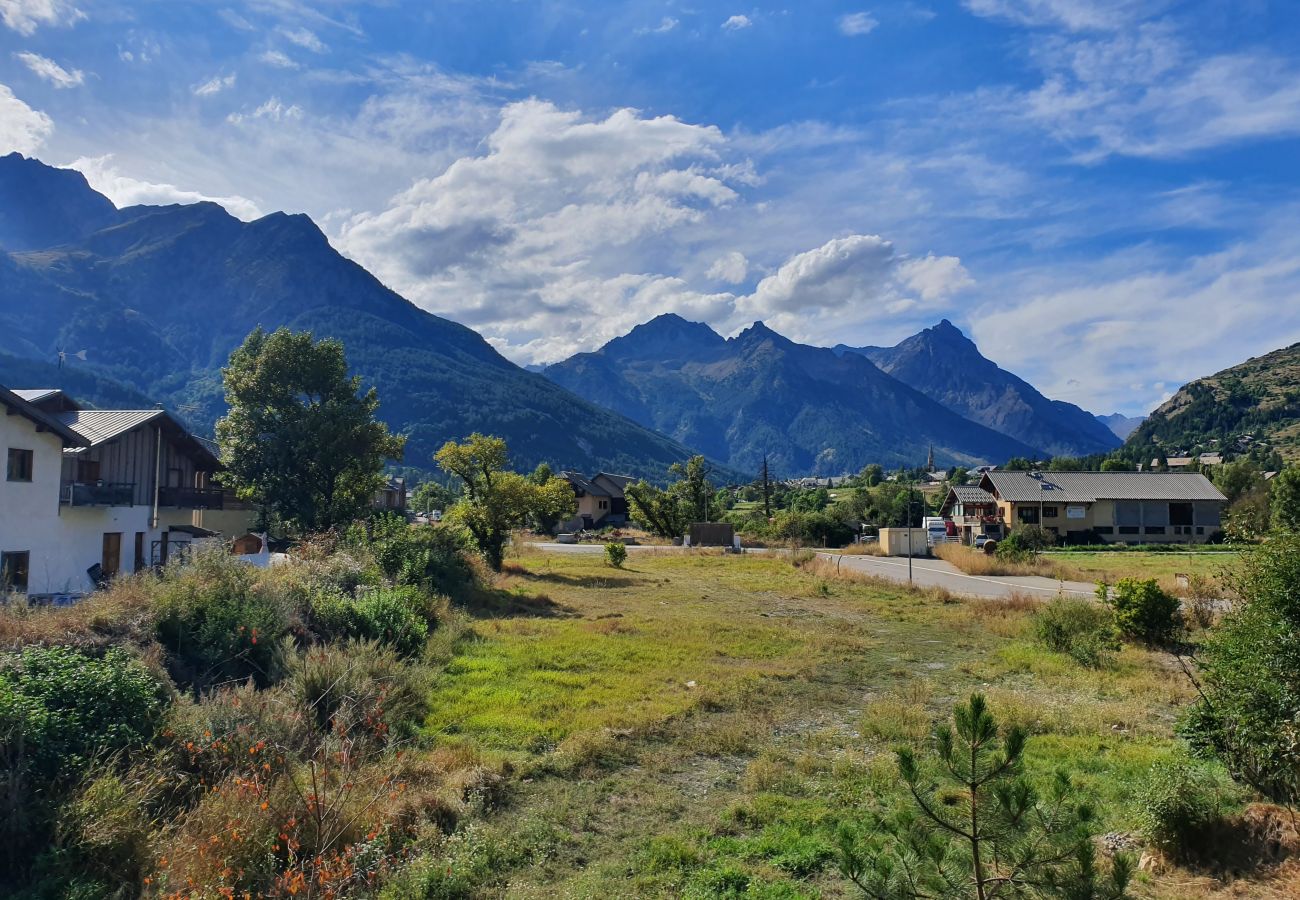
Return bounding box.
[352,588,431,658]
[1134,756,1231,859]
[996,526,1055,562]
[1102,577,1180,643]
[605,542,628,568]
[360,514,477,598]
[291,640,430,745]
[153,549,293,690]
[1033,598,1120,667]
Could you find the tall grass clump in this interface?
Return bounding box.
[1033,597,1120,668]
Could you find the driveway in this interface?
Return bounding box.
[818,551,1098,600]
[528,543,1099,600]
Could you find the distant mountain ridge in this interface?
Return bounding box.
[835,320,1120,458]
[544,314,1039,475]
[1097,413,1145,440]
[0,153,712,479]
[1124,341,1300,462]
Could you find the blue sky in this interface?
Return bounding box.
[4,1,1300,417]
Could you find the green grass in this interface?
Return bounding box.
[1044,549,1241,591]
[421,548,1274,898]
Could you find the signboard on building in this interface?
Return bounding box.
[1066,505,1086,519]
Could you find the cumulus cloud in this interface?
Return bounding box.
[14,50,83,87]
[259,49,298,69]
[0,0,83,35]
[722,14,752,31]
[227,97,304,123]
[637,16,678,35]
[837,12,879,36]
[69,154,263,221]
[0,83,51,153]
[707,251,749,284]
[280,26,326,53]
[194,73,236,96]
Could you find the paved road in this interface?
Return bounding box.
[817,552,1098,599]
[529,543,1098,600]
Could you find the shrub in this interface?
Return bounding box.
[361,514,477,598]
[153,549,293,690]
[351,587,431,658]
[291,640,430,745]
[1033,598,1120,667]
[1134,756,1231,859]
[605,542,628,568]
[996,526,1055,562]
[1102,577,1180,643]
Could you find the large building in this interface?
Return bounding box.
[1,385,224,599]
[940,470,1227,545]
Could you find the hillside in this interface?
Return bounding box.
[544,314,1038,475]
[1097,413,1146,440]
[835,320,1119,458]
[1125,341,1300,461]
[0,153,705,478]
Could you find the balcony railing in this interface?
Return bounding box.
[158,486,226,509]
[62,481,136,507]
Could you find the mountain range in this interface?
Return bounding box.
[833,321,1120,459]
[1096,413,1146,440]
[543,314,1042,474]
[1125,341,1300,462]
[0,153,704,479]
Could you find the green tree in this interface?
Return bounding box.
[1270,466,1300,532]
[860,464,885,487]
[433,434,575,570]
[1213,459,1261,505]
[838,693,1131,899]
[216,327,406,534]
[1099,458,1132,472]
[673,455,716,522]
[410,480,456,517]
[626,480,691,539]
[1182,534,1300,805]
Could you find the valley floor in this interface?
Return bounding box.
[430,547,1298,898]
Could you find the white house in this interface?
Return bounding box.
[2,385,224,599]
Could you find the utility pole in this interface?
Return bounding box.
[907,476,914,585]
[762,455,772,518]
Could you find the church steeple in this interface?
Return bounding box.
[926,444,935,472]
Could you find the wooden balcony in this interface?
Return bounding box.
[62,481,135,507]
[158,486,225,509]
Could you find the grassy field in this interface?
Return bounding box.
[422,546,1295,898]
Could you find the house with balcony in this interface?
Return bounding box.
[937,484,1004,545]
[967,470,1226,545]
[560,471,634,530]
[2,385,223,597]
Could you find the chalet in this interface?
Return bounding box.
[560,471,634,530]
[941,471,1226,546]
[374,475,407,512]
[2,385,223,598]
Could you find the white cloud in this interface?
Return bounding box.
[637,16,679,35]
[280,26,326,53]
[194,73,236,97]
[960,0,1154,31]
[707,251,749,284]
[14,51,83,88]
[0,0,83,35]
[227,96,304,123]
[0,83,51,153]
[722,14,752,31]
[898,253,974,300]
[69,154,263,221]
[837,12,879,36]
[259,49,298,69]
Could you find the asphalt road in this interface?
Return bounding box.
[528,543,1098,600]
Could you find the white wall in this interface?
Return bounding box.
[0,414,71,594]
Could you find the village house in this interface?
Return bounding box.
[560,471,634,530]
[940,470,1227,546]
[2,385,223,598]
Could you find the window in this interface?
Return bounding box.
[1118,526,1140,535]
[1,551,30,592]
[1018,507,1039,524]
[77,458,101,482]
[1145,526,1167,535]
[1042,506,1059,519]
[1169,502,1194,528]
[1094,526,1114,535]
[6,448,33,482]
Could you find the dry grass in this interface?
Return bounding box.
[934,542,1085,581]
[0,575,156,651]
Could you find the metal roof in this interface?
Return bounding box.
[56,409,166,445]
[561,471,611,497]
[12,388,61,404]
[981,471,1226,504]
[0,385,88,446]
[949,485,996,504]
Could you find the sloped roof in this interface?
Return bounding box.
[12,388,61,404]
[0,385,88,446]
[56,409,220,470]
[982,471,1226,503]
[561,471,611,497]
[950,485,996,504]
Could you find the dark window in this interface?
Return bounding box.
[1094,526,1115,535]
[76,458,101,482]
[1169,502,1194,527]
[1,551,30,592]
[1145,526,1167,535]
[1042,506,1059,518]
[1018,507,1039,524]
[6,448,33,482]
[1118,526,1140,535]
[1196,526,1204,535]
